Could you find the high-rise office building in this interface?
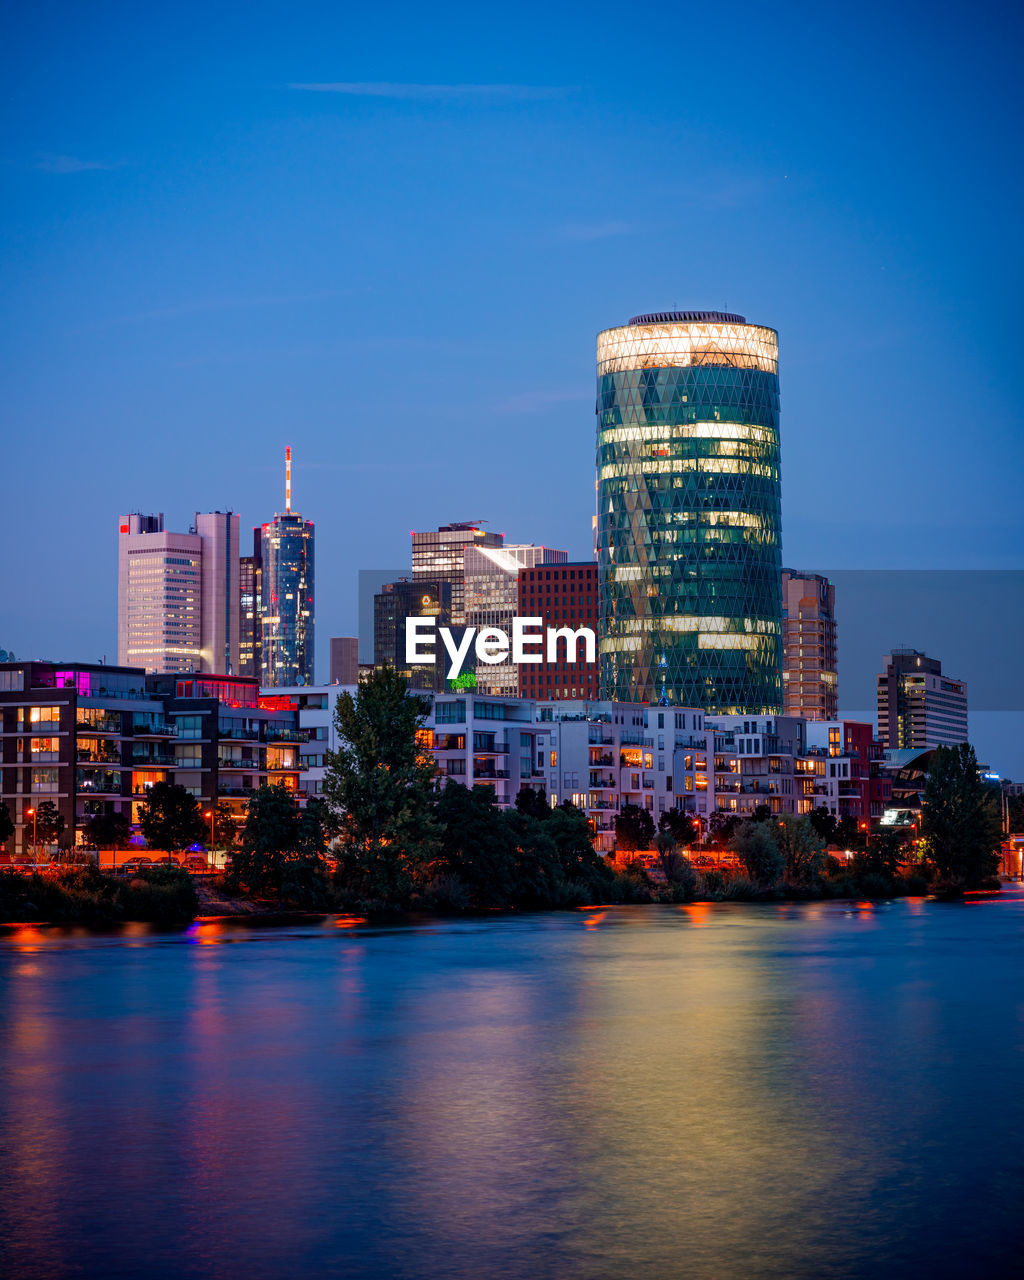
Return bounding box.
[596,310,782,712]
[195,511,240,676]
[876,648,968,750]
[238,528,262,679]
[465,544,567,696]
[781,569,838,720]
[118,511,239,675]
[260,449,315,687]
[329,637,359,685]
[373,578,452,691]
[517,562,600,701]
[412,522,503,625]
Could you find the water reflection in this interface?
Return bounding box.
[1,896,1023,1279]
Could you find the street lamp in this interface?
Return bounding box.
[25,807,37,860]
[205,809,214,868]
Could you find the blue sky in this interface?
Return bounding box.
[2,0,1021,759]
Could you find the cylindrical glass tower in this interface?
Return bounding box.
[596,310,782,712]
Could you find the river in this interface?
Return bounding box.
[1,893,1022,1279]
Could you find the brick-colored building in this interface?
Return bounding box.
[517,562,599,701]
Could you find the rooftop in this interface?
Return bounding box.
[628,310,747,326]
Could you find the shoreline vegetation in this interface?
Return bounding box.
[0,670,1005,930]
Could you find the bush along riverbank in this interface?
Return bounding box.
[213,670,1002,916]
[0,864,199,927]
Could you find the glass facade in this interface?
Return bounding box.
[596,311,782,713]
[260,514,315,687]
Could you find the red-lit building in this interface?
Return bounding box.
[806,718,891,828]
[517,562,600,701]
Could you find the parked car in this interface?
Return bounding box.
[119,856,154,875]
[181,854,210,873]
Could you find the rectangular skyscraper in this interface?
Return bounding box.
[195,511,240,676]
[411,523,503,625]
[118,511,240,675]
[464,543,568,696]
[117,513,204,674]
[329,637,359,685]
[238,527,262,679]
[876,649,968,749]
[781,569,838,720]
[259,448,315,687]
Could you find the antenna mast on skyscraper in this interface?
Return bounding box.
[285,446,292,513]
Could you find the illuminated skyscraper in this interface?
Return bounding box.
[117,510,239,675]
[596,311,782,711]
[260,448,315,687]
[238,527,262,679]
[411,522,503,625]
[781,569,838,720]
[464,543,567,695]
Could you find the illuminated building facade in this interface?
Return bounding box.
[465,543,567,696]
[781,569,838,720]
[876,648,968,749]
[517,562,600,701]
[238,528,262,679]
[411,523,503,625]
[373,578,452,691]
[117,511,240,675]
[0,661,302,856]
[259,449,315,687]
[596,311,783,712]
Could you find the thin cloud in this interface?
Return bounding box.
[494,389,591,414]
[35,154,122,174]
[288,81,571,101]
[127,290,349,322]
[555,220,632,242]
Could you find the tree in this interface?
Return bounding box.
[775,815,828,889]
[321,665,438,904]
[0,800,14,849]
[658,808,698,847]
[515,785,549,820]
[922,743,1002,892]
[34,800,65,847]
[434,783,517,907]
[138,781,206,854]
[729,821,784,889]
[83,811,133,850]
[614,803,655,852]
[855,828,910,881]
[707,810,741,847]
[229,784,326,902]
[212,802,239,852]
[807,806,838,844]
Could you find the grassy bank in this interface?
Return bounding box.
[0,865,199,927]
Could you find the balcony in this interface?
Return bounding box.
[264,727,306,744]
[76,716,121,735]
[218,786,254,797]
[76,771,121,795]
[589,753,614,766]
[218,757,257,770]
[218,727,260,741]
[589,774,616,789]
[474,768,510,780]
[130,751,175,767]
[472,742,510,755]
[133,723,178,738]
[77,747,121,765]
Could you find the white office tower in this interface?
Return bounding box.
[117,511,240,675]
